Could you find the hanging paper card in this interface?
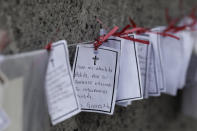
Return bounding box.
[150,28,166,92]
[177,31,193,89]
[183,36,197,118]
[73,44,119,114]
[45,40,80,125]
[102,36,143,102]
[160,33,183,96]
[186,31,197,86]
[135,34,160,97]
[146,43,160,96]
[134,34,149,98]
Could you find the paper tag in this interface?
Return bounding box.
[135,34,149,98]
[45,40,80,125]
[135,34,160,97]
[150,29,166,92]
[177,31,193,89]
[73,44,119,114]
[102,36,143,102]
[0,109,10,131]
[186,32,197,86]
[147,44,160,96]
[160,33,183,96]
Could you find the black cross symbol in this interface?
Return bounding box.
[50,58,55,67]
[92,55,99,65]
[50,49,55,67]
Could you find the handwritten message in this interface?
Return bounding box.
[73,45,119,114]
[45,40,80,125]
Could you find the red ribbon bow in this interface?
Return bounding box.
[94,26,119,50]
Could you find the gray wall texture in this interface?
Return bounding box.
[0,0,197,131]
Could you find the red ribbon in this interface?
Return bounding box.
[119,36,150,44]
[164,6,197,33]
[94,17,180,49]
[94,26,119,50]
[45,42,52,51]
[116,18,180,41]
[113,25,150,44]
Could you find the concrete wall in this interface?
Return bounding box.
[0,0,197,131]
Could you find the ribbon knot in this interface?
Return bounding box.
[94,26,119,50]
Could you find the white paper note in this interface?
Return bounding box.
[146,44,160,96]
[102,36,143,102]
[177,31,193,89]
[135,34,160,97]
[186,31,197,86]
[150,28,166,92]
[45,40,80,125]
[135,34,149,98]
[73,44,119,114]
[160,33,183,96]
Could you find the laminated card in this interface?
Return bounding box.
[45,40,80,125]
[150,27,166,92]
[160,32,185,95]
[177,31,193,89]
[134,34,149,98]
[135,34,160,97]
[102,36,143,102]
[73,44,120,114]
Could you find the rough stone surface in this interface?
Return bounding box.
[0,0,197,131]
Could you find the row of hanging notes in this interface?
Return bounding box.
[1,17,197,130]
[44,26,195,125]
